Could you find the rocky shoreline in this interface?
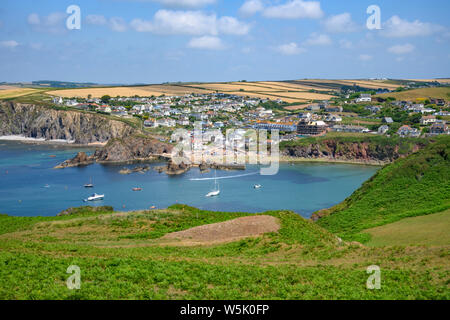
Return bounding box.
[0,102,137,144]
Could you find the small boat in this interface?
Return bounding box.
[84,193,104,202]
[206,170,220,197]
[132,187,142,191]
[49,155,56,158]
[44,184,50,188]
[84,177,94,188]
[254,184,262,189]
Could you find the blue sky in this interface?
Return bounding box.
[0,0,449,83]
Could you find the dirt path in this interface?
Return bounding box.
[161,215,280,246]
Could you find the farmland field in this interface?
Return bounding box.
[0,88,39,99]
[376,87,450,101]
[46,85,213,98]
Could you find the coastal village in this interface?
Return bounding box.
[52,82,450,142]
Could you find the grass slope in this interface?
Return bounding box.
[0,205,448,299]
[364,209,450,247]
[376,87,450,101]
[316,135,450,242]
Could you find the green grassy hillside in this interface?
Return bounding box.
[0,205,448,299]
[364,209,450,247]
[316,135,450,242]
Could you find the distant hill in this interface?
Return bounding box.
[315,135,450,242]
[376,86,450,101]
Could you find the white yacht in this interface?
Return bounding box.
[84,177,94,188]
[206,171,220,197]
[254,184,262,189]
[84,193,104,202]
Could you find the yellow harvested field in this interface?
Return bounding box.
[268,91,333,100]
[0,85,20,90]
[226,91,303,103]
[0,88,38,99]
[185,83,283,92]
[338,80,400,90]
[408,78,450,84]
[259,81,334,92]
[46,85,212,98]
[376,87,450,101]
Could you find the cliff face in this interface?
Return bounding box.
[0,102,136,144]
[93,135,173,163]
[282,139,425,164]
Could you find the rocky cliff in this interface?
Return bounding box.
[282,138,427,164]
[55,135,173,168]
[0,102,137,144]
[93,135,173,163]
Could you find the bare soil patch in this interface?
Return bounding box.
[162,215,280,245]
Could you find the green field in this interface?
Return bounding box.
[316,135,450,242]
[0,205,448,300]
[376,86,450,101]
[364,209,450,247]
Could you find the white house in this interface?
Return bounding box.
[356,94,372,103]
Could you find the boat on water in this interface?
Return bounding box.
[206,170,220,197]
[44,184,50,188]
[84,177,94,188]
[132,187,142,191]
[254,184,262,189]
[84,193,104,202]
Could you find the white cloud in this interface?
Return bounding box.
[30,42,43,50]
[0,40,19,49]
[304,33,331,46]
[263,0,323,19]
[358,54,372,62]
[382,16,443,38]
[154,0,216,8]
[239,0,264,17]
[275,42,305,55]
[27,12,66,33]
[86,15,130,32]
[387,43,415,55]
[109,17,128,32]
[130,10,249,36]
[218,16,250,35]
[339,39,353,49]
[86,15,107,25]
[27,13,40,25]
[323,13,357,33]
[187,36,224,50]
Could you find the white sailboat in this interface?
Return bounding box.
[84,193,104,202]
[84,177,94,188]
[206,171,220,197]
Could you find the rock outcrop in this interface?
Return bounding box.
[54,152,95,168]
[93,135,172,163]
[282,139,426,164]
[0,102,137,144]
[55,135,173,168]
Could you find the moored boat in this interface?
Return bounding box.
[84,193,104,202]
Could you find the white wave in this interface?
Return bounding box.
[190,172,259,181]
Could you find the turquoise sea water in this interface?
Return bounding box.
[0,141,379,218]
